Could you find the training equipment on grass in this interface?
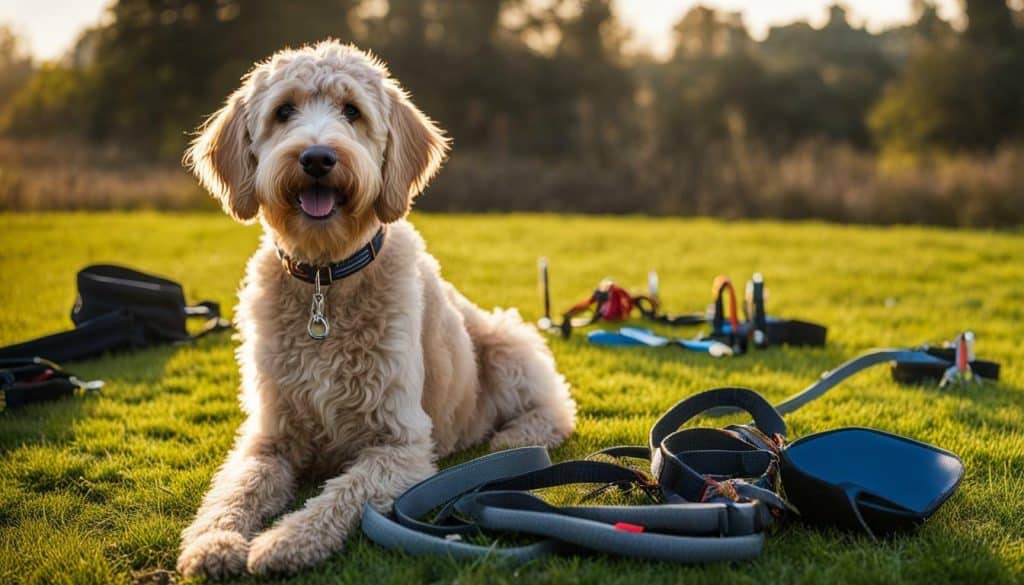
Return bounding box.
[535,260,826,354]
[363,333,995,561]
[536,257,659,338]
[0,357,103,412]
[588,327,735,357]
[698,273,827,354]
[363,380,967,564]
[763,331,999,416]
[780,427,962,537]
[536,258,703,338]
[0,265,230,365]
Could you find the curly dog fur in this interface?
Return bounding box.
[176,41,576,578]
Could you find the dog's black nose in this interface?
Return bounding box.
[299,145,337,178]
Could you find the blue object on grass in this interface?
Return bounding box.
[588,328,733,357]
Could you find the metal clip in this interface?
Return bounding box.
[69,376,105,392]
[308,271,330,340]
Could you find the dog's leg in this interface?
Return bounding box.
[458,304,577,450]
[177,424,301,579]
[490,404,575,449]
[246,438,435,575]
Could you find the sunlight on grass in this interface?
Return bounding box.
[0,212,1022,584]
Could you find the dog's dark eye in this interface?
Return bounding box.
[342,104,360,122]
[276,104,296,122]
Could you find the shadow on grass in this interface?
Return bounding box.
[0,331,233,452]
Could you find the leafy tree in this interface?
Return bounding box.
[870,0,1024,155]
[0,26,34,112]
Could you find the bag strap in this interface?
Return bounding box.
[649,387,786,450]
[470,458,769,536]
[710,277,743,346]
[0,301,230,365]
[634,296,706,327]
[185,301,232,340]
[0,310,147,363]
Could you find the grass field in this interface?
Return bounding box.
[0,212,1022,585]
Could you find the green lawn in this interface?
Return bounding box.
[1,212,1022,585]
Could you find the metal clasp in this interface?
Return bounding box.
[308,271,330,340]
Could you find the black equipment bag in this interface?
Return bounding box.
[0,265,230,364]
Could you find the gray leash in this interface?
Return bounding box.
[362,446,764,564]
[362,447,560,561]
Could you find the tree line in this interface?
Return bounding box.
[1,0,1022,224]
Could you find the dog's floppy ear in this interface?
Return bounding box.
[185,90,259,222]
[376,82,449,223]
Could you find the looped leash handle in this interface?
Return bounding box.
[361,447,558,561]
[711,277,744,352]
[644,388,789,526]
[649,387,787,451]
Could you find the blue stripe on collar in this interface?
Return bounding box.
[277,227,386,285]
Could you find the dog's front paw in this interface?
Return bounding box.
[247,521,338,576]
[177,530,249,579]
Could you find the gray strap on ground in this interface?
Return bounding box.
[362,445,768,564]
[361,446,558,562]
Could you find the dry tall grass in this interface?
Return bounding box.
[425,142,1024,227]
[2,137,1021,227]
[0,138,210,212]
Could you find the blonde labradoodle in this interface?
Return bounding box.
[176,41,576,578]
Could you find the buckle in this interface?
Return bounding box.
[316,266,334,285]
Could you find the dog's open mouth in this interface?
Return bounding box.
[297,185,345,219]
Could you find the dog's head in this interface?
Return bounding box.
[186,41,448,262]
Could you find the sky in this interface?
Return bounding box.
[1,0,963,61]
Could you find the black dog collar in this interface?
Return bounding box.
[277,227,385,284]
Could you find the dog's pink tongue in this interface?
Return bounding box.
[299,188,335,218]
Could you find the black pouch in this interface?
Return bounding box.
[764,319,828,347]
[0,265,229,363]
[780,427,964,537]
